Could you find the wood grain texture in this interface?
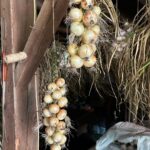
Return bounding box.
[16,0,69,88]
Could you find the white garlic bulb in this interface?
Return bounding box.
[81,0,94,10]
[43,108,51,117]
[43,118,50,127]
[57,109,67,121]
[52,90,62,100]
[44,94,53,104]
[70,22,84,36]
[83,10,98,27]
[82,29,98,44]
[91,25,100,35]
[78,44,94,58]
[46,136,54,145]
[49,104,60,114]
[60,135,67,145]
[92,6,101,16]
[67,43,78,56]
[47,82,58,92]
[69,8,83,22]
[70,55,84,68]
[58,97,68,108]
[84,55,97,67]
[56,78,65,87]
[45,127,55,136]
[49,117,59,127]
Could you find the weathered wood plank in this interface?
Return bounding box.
[1,0,36,150]
[1,0,15,149]
[16,0,69,88]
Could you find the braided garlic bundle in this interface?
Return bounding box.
[68,0,101,68]
[43,78,70,150]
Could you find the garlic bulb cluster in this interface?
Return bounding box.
[43,78,70,149]
[68,0,101,68]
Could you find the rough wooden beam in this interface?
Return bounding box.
[16,0,69,88]
[1,0,35,150]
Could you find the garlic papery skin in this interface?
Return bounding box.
[49,104,60,114]
[69,8,83,22]
[52,90,62,100]
[70,55,84,68]
[78,44,94,59]
[70,22,84,36]
[91,25,100,35]
[51,144,61,150]
[83,10,98,27]
[56,78,65,88]
[45,127,55,136]
[58,97,68,108]
[44,94,53,104]
[81,0,94,10]
[82,29,98,44]
[48,83,58,92]
[67,43,78,56]
[92,6,101,16]
[49,117,59,127]
[84,55,97,67]
[57,109,67,121]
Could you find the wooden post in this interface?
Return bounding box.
[1,0,38,150]
[2,0,69,149]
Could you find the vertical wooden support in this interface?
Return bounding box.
[1,0,39,150]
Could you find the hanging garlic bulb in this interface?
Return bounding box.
[81,0,94,10]
[70,22,84,36]
[43,118,50,127]
[51,144,61,150]
[84,55,97,67]
[82,29,98,44]
[48,83,58,92]
[59,87,67,96]
[52,132,63,143]
[58,97,68,108]
[45,127,55,136]
[52,90,62,100]
[90,44,97,53]
[49,117,59,127]
[57,121,66,130]
[60,135,67,145]
[67,43,78,56]
[83,10,98,27]
[56,78,65,88]
[78,44,94,58]
[57,109,67,121]
[69,8,83,22]
[92,6,101,16]
[70,55,84,68]
[46,136,54,145]
[91,25,100,35]
[44,94,53,104]
[43,108,51,117]
[49,104,60,114]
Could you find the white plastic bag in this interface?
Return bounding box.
[96,122,150,150]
